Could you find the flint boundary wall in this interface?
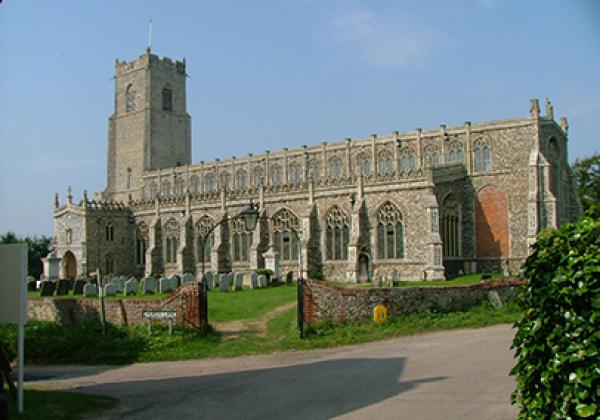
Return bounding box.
[302,278,526,324]
[27,285,202,328]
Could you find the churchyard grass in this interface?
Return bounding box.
[4,385,118,420]
[328,272,505,288]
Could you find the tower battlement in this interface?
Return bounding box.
[115,52,186,77]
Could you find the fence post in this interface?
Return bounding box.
[297,278,304,339]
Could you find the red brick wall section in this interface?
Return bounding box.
[475,185,509,258]
[27,285,203,328]
[302,278,526,324]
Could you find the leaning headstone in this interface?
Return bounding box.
[104,283,116,297]
[143,277,156,294]
[124,279,137,296]
[250,272,258,289]
[56,279,70,296]
[83,283,98,297]
[258,274,267,288]
[73,279,87,295]
[219,274,230,292]
[112,277,125,294]
[488,290,503,308]
[234,273,244,291]
[182,273,195,285]
[40,280,56,296]
[160,277,174,293]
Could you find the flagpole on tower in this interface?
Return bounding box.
[147,19,153,52]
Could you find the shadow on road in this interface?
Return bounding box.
[80,357,448,419]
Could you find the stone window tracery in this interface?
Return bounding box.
[204,174,215,193]
[270,164,283,185]
[135,223,148,265]
[231,218,251,262]
[309,160,321,181]
[105,222,115,242]
[423,145,440,167]
[473,139,492,172]
[164,218,180,264]
[174,177,185,196]
[162,87,173,112]
[289,162,302,185]
[146,182,157,200]
[447,141,464,163]
[376,202,404,259]
[272,209,300,261]
[378,151,393,175]
[325,206,349,260]
[105,252,116,275]
[356,152,372,176]
[65,228,73,245]
[125,84,136,113]
[220,172,231,191]
[196,216,213,263]
[161,180,171,197]
[236,169,247,189]
[189,176,199,194]
[253,167,265,186]
[441,195,461,257]
[400,147,416,170]
[329,157,343,179]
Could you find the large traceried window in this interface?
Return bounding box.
[162,87,173,112]
[473,139,492,172]
[270,164,283,185]
[189,176,199,194]
[356,152,372,176]
[145,182,157,200]
[376,202,404,259]
[441,195,461,257]
[204,174,215,193]
[196,216,214,263]
[289,162,302,185]
[309,160,321,181]
[231,218,251,262]
[325,206,350,260]
[329,157,343,179]
[174,177,185,197]
[400,148,416,170]
[423,145,440,167]
[272,209,300,261]
[164,218,180,264]
[161,180,171,197]
[378,151,393,175]
[253,167,265,186]
[447,141,464,163]
[125,84,136,113]
[220,172,231,191]
[236,169,247,189]
[135,223,148,266]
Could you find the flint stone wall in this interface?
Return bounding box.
[27,285,202,328]
[302,278,526,324]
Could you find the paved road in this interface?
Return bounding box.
[26,324,519,419]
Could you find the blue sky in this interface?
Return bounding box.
[0,0,598,236]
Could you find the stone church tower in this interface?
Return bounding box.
[105,49,191,202]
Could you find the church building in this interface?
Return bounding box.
[48,50,581,282]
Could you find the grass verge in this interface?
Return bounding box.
[328,272,505,288]
[4,386,118,420]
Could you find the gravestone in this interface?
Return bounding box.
[250,272,258,289]
[39,280,55,296]
[83,283,98,297]
[488,290,503,308]
[258,274,267,288]
[27,279,37,291]
[182,273,195,285]
[56,279,70,295]
[234,273,244,291]
[159,277,174,293]
[111,277,125,294]
[73,279,87,295]
[27,275,36,284]
[143,277,156,294]
[204,272,214,289]
[219,274,230,292]
[170,276,180,290]
[103,283,116,296]
[124,279,137,296]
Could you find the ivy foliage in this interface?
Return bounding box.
[511,211,600,419]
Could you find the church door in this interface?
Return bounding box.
[64,251,77,279]
[358,253,370,282]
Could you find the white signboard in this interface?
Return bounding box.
[0,243,27,413]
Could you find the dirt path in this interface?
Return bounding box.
[211,301,297,339]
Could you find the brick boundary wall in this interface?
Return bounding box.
[303,278,527,324]
[27,285,202,328]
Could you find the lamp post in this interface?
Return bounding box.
[197,201,259,328]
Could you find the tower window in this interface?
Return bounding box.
[105,222,115,242]
[162,87,173,112]
[126,84,136,113]
[127,168,132,189]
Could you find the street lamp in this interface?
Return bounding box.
[197,201,259,328]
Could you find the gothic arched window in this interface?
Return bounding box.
[196,216,213,263]
[378,151,393,175]
[161,180,171,197]
[204,174,215,193]
[289,162,302,185]
[105,222,115,242]
[164,218,180,264]
[189,176,199,194]
[325,206,349,260]
[105,253,116,275]
[309,160,321,181]
[356,152,372,176]
[441,195,461,257]
[65,228,73,245]
[271,164,283,185]
[125,84,136,113]
[547,137,560,196]
[473,139,492,172]
[146,182,157,200]
[174,177,185,196]
[231,218,252,262]
[135,223,148,265]
[272,209,300,261]
[236,169,247,189]
[220,172,231,191]
[376,202,404,259]
[127,167,132,189]
[253,167,265,186]
[162,87,173,112]
[447,141,464,163]
[329,157,343,179]
[424,145,440,168]
[400,148,416,170]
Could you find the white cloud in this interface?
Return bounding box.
[330,6,437,69]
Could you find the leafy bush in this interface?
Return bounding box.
[307,268,324,280]
[255,268,274,277]
[511,212,600,419]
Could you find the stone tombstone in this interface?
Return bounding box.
[103,283,116,297]
[263,249,280,282]
[258,274,267,288]
[83,283,98,297]
[159,277,174,294]
[124,279,137,296]
[27,275,35,283]
[27,279,37,291]
[39,280,55,296]
[143,277,156,294]
[73,278,87,295]
[202,272,214,289]
[111,278,125,294]
[170,276,181,290]
[250,272,258,289]
[219,274,230,292]
[234,273,244,291]
[56,279,70,296]
[182,273,195,285]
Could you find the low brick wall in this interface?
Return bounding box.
[302,278,526,324]
[27,285,202,328]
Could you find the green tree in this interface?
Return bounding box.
[572,153,600,212]
[1,232,52,278]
